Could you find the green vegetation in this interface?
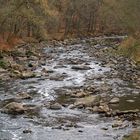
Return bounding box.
[0,60,7,69]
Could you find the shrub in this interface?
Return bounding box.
[0,60,7,69]
[118,36,140,63]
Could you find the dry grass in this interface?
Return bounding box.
[118,36,140,63]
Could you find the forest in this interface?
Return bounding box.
[0,0,140,140]
[0,0,139,57]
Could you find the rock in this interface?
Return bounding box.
[74,95,101,107]
[52,125,62,130]
[102,127,108,130]
[65,122,77,128]
[24,104,41,116]
[10,64,23,71]
[53,65,67,69]
[71,92,88,98]
[49,103,62,110]
[49,74,66,81]
[28,56,38,61]
[0,68,7,73]
[114,109,139,116]
[109,97,120,104]
[20,71,36,79]
[78,130,83,133]
[99,103,110,113]
[71,65,91,70]
[92,106,100,112]
[47,69,54,73]
[68,104,75,109]
[41,68,48,73]
[126,100,135,103]
[28,62,38,68]
[17,57,27,62]
[16,93,32,100]
[0,98,21,108]
[112,120,123,128]
[13,70,21,75]
[2,102,25,115]
[23,129,32,133]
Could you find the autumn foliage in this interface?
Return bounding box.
[0,0,139,62]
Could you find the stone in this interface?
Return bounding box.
[52,125,62,130]
[68,104,75,109]
[102,127,108,130]
[78,130,83,133]
[74,95,101,107]
[99,103,110,113]
[126,100,135,103]
[20,71,36,79]
[0,68,7,73]
[23,129,32,133]
[49,74,66,81]
[92,106,100,112]
[71,92,88,98]
[49,103,62,110]
[112,120,123,128]
[109,97,120,104]
[11,64,23,71]
[42,68,48,73]
[2,102,25,115]
[71,65,91,70]
[16,93,32,100]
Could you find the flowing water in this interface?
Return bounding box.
[0,42,139,140]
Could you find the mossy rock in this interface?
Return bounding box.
[0,60,7,69]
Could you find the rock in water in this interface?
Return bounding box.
[2,102,25,115]
[71,65,91,70]
[16,93,32,100]
[20,71,36,79]
[74,95,101,107]
[49,103,62,110]
[109,97,120,104]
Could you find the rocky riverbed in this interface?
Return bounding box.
[0,36,140,140]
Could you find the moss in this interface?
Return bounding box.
[0,60,7,69]
[0,52,4,59]
[26,50,34,57]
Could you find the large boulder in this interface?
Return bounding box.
[49,103,62,110]
[20,71,36,79]
[2,102,25,115]
[74,95,101,107]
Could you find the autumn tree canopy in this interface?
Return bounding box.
[0,0,139,40]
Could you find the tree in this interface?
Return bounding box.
[0,0,47,41]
